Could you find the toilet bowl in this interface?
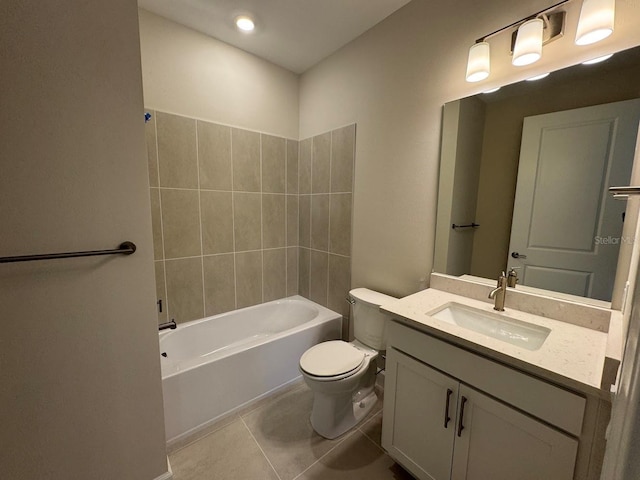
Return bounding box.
[299,288,396,439]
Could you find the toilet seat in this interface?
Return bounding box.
[300,341,365,380]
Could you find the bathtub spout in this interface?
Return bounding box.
[159,319,177,331]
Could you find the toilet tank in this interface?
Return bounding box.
[350,288,397,350]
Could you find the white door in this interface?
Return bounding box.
[509,99,640,301]
[382,347,459,480]
[450,385,578,480]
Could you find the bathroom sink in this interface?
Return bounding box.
[429,303,551,351]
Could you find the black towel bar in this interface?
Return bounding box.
[0,241,136,264]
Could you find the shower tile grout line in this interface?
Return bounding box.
[153,111,170,323]
[239,415,283,480]
[260,133,265,305]
[326,130,333,307]
[195,120,207,318]
[230,128,238,310]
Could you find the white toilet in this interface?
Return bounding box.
[299,288,396,439]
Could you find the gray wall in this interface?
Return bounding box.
[1,2,168,479]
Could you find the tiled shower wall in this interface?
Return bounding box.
[145,110,300,324]
[145,109,355,325]
[298,125,355,321]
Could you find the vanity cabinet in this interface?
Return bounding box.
[382,321,582,480]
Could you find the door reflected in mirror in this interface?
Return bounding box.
[434,46,640,303]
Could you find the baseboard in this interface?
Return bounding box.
[153,457,173,480]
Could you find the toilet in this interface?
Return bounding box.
[299,288,396,439]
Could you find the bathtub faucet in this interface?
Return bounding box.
[159,319,177,331]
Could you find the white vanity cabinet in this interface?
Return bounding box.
[382,321,583,480]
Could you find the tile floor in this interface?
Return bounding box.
[168,382,415,480]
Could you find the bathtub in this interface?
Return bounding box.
[160,295,342,445]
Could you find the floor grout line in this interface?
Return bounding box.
[240,416,283,480]
[168,413,241,456]
[290,429,360,480]
[357,411,387,454]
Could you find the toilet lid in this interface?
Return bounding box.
[300,341,365,377]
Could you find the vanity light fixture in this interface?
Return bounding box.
[235,15,255,32]
[582,53,614,64]
[466,42,491,82]
[526,72,550,81]
[465,1,568,82]
[464,0,616,82]
[575,0,615,45]
[512,19,544,66]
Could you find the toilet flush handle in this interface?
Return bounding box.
[345,296,355,305]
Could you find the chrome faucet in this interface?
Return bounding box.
[488,272,508,311]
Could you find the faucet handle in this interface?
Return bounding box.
[507,267,520,288]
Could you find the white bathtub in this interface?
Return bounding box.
[160,295,342,445]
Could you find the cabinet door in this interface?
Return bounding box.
[382,347,459,480]
[451,385,578,480]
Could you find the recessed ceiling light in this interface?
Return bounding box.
[235,15,255,32]
[483,87,501,94]
[582,53,614,65]
[526,72,550,81]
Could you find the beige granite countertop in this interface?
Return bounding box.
[381,288,611,396]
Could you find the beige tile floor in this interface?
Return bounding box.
[168,383,415,480]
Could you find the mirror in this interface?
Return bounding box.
[434,46,640,305]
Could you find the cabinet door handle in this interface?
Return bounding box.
[444,388,453,428]
[457,396,468,437]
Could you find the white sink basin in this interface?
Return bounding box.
[429,302,551,351]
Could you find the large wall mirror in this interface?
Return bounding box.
[435,46,640,305]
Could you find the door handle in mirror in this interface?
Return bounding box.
[511,252,527,259]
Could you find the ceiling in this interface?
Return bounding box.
[137,0,413,74]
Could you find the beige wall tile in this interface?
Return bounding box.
[145,109,158,187]
[299,195,311,248]
[287,247,298,296]
[311,194,330,251]
[161,189,202,259]
[263,248,286,302]
[330,124,355,193]
[200,191,234,254]
[232,128,261,192]
[233,192,262,251]
[262,194,285,249]
[157,112,198,188]
[328,254,351,319]
[154,261,168,323]
[203,254,236,315]
[198,121,231,191]
[286,195,299,247]
[299,138,312,194]
[312,132,331,193]
[309,250,328,306]
[286,139,299,194]
[150,188,164,260]
[262,134,285,193]
[165,257,204,323]
[329,193,352,256]
[236,251,263,308]
[299,247,310,298]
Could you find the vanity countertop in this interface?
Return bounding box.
[381,288,612,397]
